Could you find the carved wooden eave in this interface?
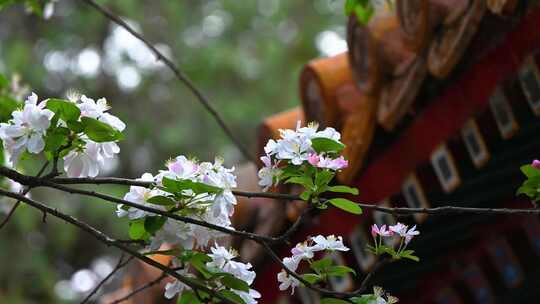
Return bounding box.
[299,52,352,129]
[487,0,519,15]
[336,84,378,184]
[427,0,486,78]
[396,0,471,53]
[346,7,418,96]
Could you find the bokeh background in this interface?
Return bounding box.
[0,0,347,302]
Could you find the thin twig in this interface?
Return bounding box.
[43,173,540,216]
[77,0,254,162]
[109,272,168,304]
[0,161,49,230]
[0,188,239,304]
[275,205,314,243]
[45,182,278,243]
[355,258,390,295]
[0,167,278,242]
[80,254,134,304]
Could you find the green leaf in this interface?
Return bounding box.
[219,290,246,304]
[0,96,18,122]
[401,250,420,262]
[300,190,311,201]
[147,195,177,206]
[521,164,540,178]
[302,273,321,284]
[162,177,222,195]
[143,248,183,256]
[321,298,351,304]
[516,176,540,200]
[0,0,17,10]
[144,216,166,234]
[190,252,212,279]
[311,137,345,154]
[350,295,378,304]
[220,274,250,292]
[380,245,397,256]
[315,170,335,188]
[327,198,362,215]
[128,219,146,240]
[67,120,84,133]
[326,265,356,277]
[177,291,202,304]
[0,72,8,88]
[81,117,123,142]
[354,2,375,25]
[344,0,359,15]
[46,99,81,122]
[310,257,333,273]
[24,0,42,16]
[285,175,314,189]
[44,127,70,156]
[326,185,359,195]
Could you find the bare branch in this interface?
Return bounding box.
[45,173,540,216]
[108,272,168,304]
[0,161,49,230]
[80,254,134,304]
[0,166,279,242]
[0,188,239,304]
[77,0,254,162]
[355,258,390,295]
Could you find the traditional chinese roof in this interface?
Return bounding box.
[255,1,540,303]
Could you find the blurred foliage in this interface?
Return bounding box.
[0,0,346,302]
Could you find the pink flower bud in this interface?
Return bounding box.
[371,224,378,237]
[307,153,320,166]
[532,159,540,169]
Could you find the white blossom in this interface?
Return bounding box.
[290,242,318,260]
[277,270,300,294]
[311,235,349,252]
[149,219,194,251]
[163,266,191,299]
[116,173,166,219]
[77,96,126,131]
[277,234,349,294]
[258,155,281,191]
[206,244,260,303]
[63,140,102,178]
[258,121,347,187]
[0,93,54,165]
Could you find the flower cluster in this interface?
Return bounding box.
[0,93,125,177]
[0,93,54,166]
[369,223,420,261]
[63,95,125,177]
[277,235,349,294]
[117,155,237,249]
[206,245,260,304]
[163,245,260,303]
[258,122,348,191]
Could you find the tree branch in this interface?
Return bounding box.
[77,0,254,162]
[108,272,168,304]
[80,254,134,304]
[0,161,49,230]
[0,188,239,304]
[44,173,540,216]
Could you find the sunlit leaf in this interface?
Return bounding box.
[81,117,123,142]
[327,198,362,215]
[311,137,345,154]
